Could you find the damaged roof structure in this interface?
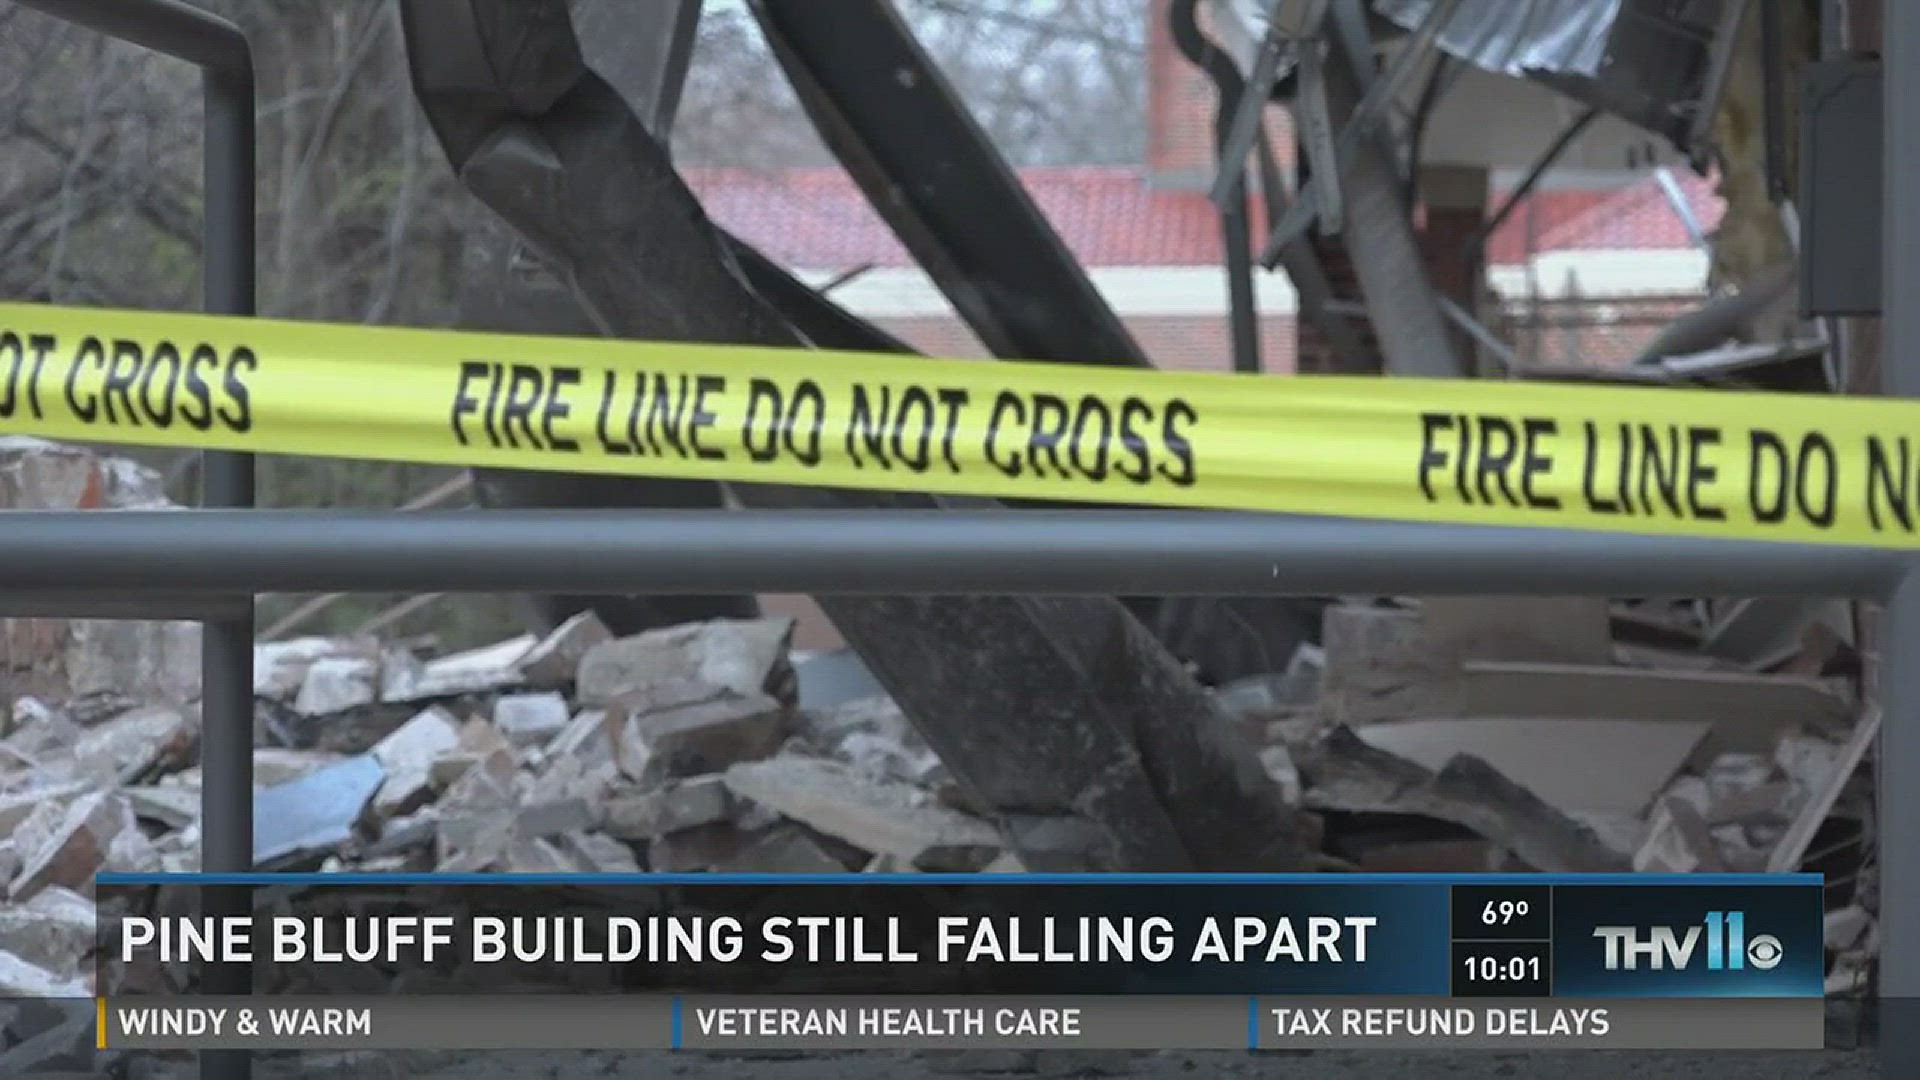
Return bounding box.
[380,0,1886,1045]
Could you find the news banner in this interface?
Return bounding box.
[86,872,1824,1053]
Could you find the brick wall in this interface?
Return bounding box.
[1294,161,1490,373]
[1145,0,1295,189]
[1418,165,1490,369]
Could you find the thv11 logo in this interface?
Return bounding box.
[1593,912,1784,971]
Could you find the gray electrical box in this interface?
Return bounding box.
[1801,59,1882,316]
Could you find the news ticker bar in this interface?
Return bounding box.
[98,872,1827,999]
[98,995,1823,1051]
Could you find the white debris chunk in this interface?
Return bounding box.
[369,706,462,817]
[724,757,999,869]
[493,692,571,746]
[577,618,794,707]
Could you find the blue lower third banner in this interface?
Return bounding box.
[91,872,1824,1050]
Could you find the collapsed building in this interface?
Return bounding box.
[0,0,1899,1070]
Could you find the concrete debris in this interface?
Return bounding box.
[1214,644,1323,720]
[520,752,621,807]
[1634,795,1726,873]
[383,635,535,703]
[10,791,131,900]
[292,656,386,717]
[723,756,1001,870]
[0,1007,94,1074]
[1767,706,1879,873]
[1,440,202,706]
[514,797,599,839]
[434,808,516,873]
[370,706,462,816]
[1355,718,1708,815]
[1296,727,1629,873]
[554,830,640,874]
[576,617,796,707]
[437,743,518,811]
[161,748,345,792]
[611,692,787,779]
[0,948,88,997]
[505,837,575,873]
[104,826,164,875]
[493,692,571,746]
[67,705,191,785]
[254,637,377,699]
[603,776,733,840]
[123,785,199,830]
[516,612,613,688]
[716,825,850,873]
[1256,745,1302,805]
[0,887,94,974]
[647,822,768,873]
[1320,598,1610,725]
[0,784,87,832]
[544,708,612,761]
[1701,598,1853,668]
[793,648,886,711]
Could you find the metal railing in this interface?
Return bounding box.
[5,1,1917,1078]
[9,6,256,1080]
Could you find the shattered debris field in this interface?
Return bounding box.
[0,440,1882,1073]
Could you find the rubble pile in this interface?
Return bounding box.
[0,609,1022,1022]
[1223,596,1878,996]
[0,440,1883,1054]
[2,593,1881,995]
[0,437,200,707]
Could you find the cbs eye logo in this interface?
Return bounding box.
[1746,933,1784,970]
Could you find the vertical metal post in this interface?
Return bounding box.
[7,6,256,1078]
[200,63,255,1080]
[1881,0,1918,1072]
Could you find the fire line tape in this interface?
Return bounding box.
[5,300,1920,549]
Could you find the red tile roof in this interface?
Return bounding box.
[1483,172,1726,263]
[688,166,1231,268]
[686,166,1725,271]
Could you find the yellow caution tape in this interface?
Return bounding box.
[4,301,1920,549]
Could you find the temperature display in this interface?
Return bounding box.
[1450,884,1552,942]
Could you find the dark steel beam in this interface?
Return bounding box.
[396,0,1313,875]
[570,0,703,141]
[1882,0,1920,1070]
[0,511,1897,599]
[747,0,1151,370]
[1169,0,1368,369]
[1462,107,1600,259]
[11,0,249,75]
[0,593,250,621]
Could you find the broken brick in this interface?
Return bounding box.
[603,776,732,840]
[493,692,571,746]
[10,792,129,900]
[576,618,794,708]
[723,756,1000,867]
[617,692,787,778]
[516,612,613,688]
